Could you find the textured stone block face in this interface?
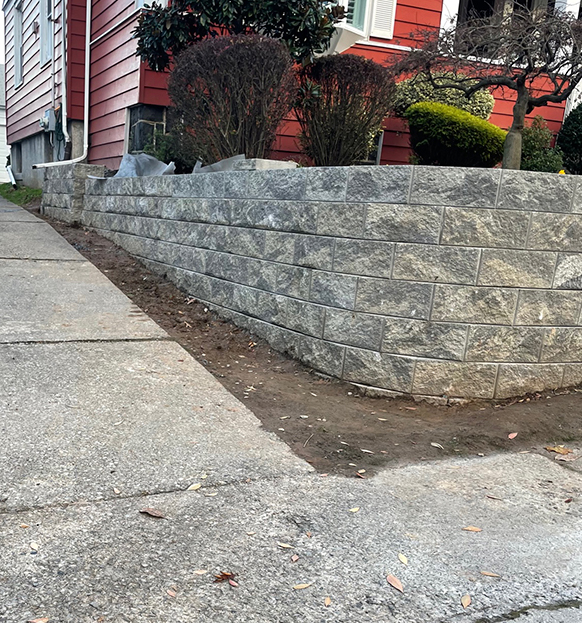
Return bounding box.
[172,173,225,198]
[514,290,582,326]
[245,169,307,201]
[226,228,265,259]
[563,364,582,387]
[413,361,497,398]
[541,328,582,362]
[410,166,500,208]
[343,348,414,392]
[364,204,442,243]
[333,239,393,278]
[553,254,582,290]
[346,166,411,203]
[255,291,287,325]
[310,271,357,309]
[316,203,366,238]
[356,278,432,319]
[498,170,575,212]
[264,231,296,263]
[286,299,325,338]
[298,337,345,377]
[323,309,384,350]
[478,250,556,288]
[528,213,582,252]
[382,319,467,360]
[466,326,544,363]
[305,167,348,202]
[242,201,318,234]
[441,207,529,248]
[432,285,517,324]
[275,265,311,299]
[393,244,480,285]
[294,235,334,270]
[495,364,564,399]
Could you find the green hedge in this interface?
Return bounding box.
[405,102,506,168]
[557,104,582,175]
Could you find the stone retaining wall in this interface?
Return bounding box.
[42,164,582,400]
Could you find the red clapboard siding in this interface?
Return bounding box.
[68,0,86,120]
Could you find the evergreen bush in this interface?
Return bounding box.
[557,104,582,175]
[521,116,563,173]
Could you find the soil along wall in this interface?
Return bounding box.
[42,165,582,400]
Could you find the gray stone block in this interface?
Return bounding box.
[563,364,582,387]
[305,167,348,202]
[133,197,161,218]
[342,347,414,393]
[275,265,311,299]
[495,364,564,398]
[310,271,357,309]
[541,328,582,362]
[286,299,325,337]
[223,172,249,198]
[497,170,575,212]
[171,173,225,198]
[206,199,232,225]
[382,319,467,361]
[264,231,296,264]
[323,309,384,350]
[230,282,260,315]
[141,176,173,197]
[364,204,443,244]
[246,259,277,292]
[255,291,287,325]
[478,250,556,288]
[346,166,411,203]
[527,213,582,252]
[355,277,433,319]
[393,244,480,285]
[466,326,544,363]
[241,201,318,234]
[316,202,367,238]
[413,361,497,398]
[553,254,582,289]
[410,166,501,208]
[246,169,307,201]
[160,197,208,222]
[226,228,266,258]
[432,285,517,325]
[294,235,334,270]
[515,290,582,326]
[298,336,345,377]
[441,207,530,248]
[333,239,394,278]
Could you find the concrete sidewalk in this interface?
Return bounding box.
[0,198,581,623]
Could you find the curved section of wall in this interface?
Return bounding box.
[43,164,582,400]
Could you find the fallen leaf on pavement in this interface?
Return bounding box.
[546,445,573,455]
[113,488,121,495]
[555,454,579,462]
[565,498,573,503]
[293,583,312,590]
[461,594,472,608]
[508,432,518,439]
[166,588,177,598]
[431,442,444,450]
[194,570,208,575]
[214,571,236,583]
[349,507,360,513]
[30,542,39,552]
[278,542,293,549]
[361,449,374,454]
[486,495,502,500]
[187,483,202,491]
[28,619,49,623]
[398,553,408,566]
[462,526,482,532]
[291,554,299,563]
[386,574,404,593]
[228,579,239,587]
[480,571,500,577]
[324,596,332,607]
[20,524,29,529]
[139,508,166,519]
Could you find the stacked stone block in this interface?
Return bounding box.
[42,164,582,399]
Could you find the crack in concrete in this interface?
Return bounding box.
[474,599,582,622]
[0,336,173,347]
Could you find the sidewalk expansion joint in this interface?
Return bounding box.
[0,257,87,262]
[0,337,173,347]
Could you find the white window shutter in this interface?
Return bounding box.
[370,0,397,39]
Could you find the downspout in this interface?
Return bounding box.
[33,0,91,169]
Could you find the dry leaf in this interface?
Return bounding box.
[486,495,502,500]
[546,445,573,455]
[113,487,121,495]
[508,432,518,440]
[480,571,500,578]
[461,594,472,608]
[194,570,208,575]
[293,583,312,590]
[20,524,29,529]
[462,526,482,532]
[565,497,573,503]
[30,542,39,551]
[166,588,177,598]
[247,531,256,536]
[278,542,293,549]
[555,454,579,462]
[139,508,166,519]
[214,571,236,583]
[378,418,388,421]
[361,449,374,454]
[228,579,239,587]
[398,553,408,566]
[324,596,332,607]
[28,619,49,623]
[187,483,202,491]
[349,507,360,513]
[431,442,445,450]
[291,554,299,562]
[386,574,404,593]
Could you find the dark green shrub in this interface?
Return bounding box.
[557,104,582,175]
[144,122,200,174]
[168,35,296,164]
[296,54,395,167]
[404,102,506,168]
[521,116,564,173]
[393,72,495,120]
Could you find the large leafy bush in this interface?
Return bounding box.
[296,54,394,166]
[521,116,564,173]
[405,102,506,168]
[393,73,495,119]
[168,35,296,164]
[557,104,582,174]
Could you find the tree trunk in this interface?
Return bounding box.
[502,86,529,170]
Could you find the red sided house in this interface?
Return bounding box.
[2,0,581,187]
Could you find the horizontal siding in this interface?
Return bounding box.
[68,0,86,120]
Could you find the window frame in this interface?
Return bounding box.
[338,0,398,41]
[40,0,53,67]
[14,1,24,88]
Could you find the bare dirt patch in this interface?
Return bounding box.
[38,209,582,477]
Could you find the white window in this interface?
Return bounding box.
[136,0,169,7]
[341,0,397,39]
[40,0,53,66]
[14,2,23,87]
